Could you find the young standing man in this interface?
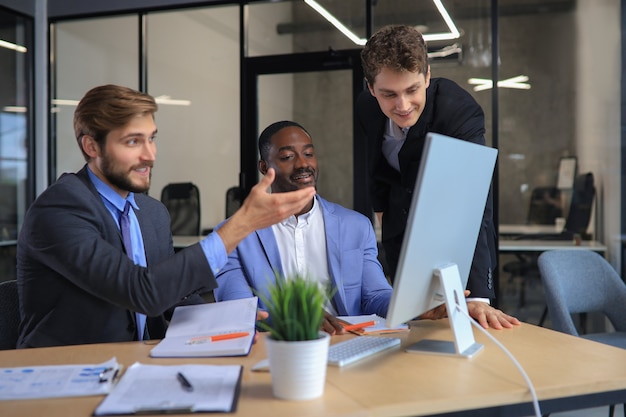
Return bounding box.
[357,25,518,329]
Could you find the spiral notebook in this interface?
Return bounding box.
[150,297,258,358]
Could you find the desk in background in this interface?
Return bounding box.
[497,228,607,325]
[172,235,204,252]
[499,239,607,253]
[499,224,563,236]
[2,320,626,417]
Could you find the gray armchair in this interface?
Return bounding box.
[537,250,626,345]
[537,250,626,417]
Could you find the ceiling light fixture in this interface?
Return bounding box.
[52,96,191,107]
[427,43,461,59]
[52,99,80,106]
[2,106,27,113]
[425,0,461,41]
[304,0,460,46]
[467,75,531,92]
[154,95,192,106]
[0,39,27,53]
[304,0,366,45]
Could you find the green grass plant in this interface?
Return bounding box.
[255,272,328,341]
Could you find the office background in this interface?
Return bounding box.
[0,0,622,281]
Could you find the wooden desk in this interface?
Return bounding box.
[2,321,626,417]
[499,239,607,253]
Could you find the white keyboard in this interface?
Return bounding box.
[327,336,401,367]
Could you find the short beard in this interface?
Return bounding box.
[101,152,152,194]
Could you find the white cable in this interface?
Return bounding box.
[455,305,542,417]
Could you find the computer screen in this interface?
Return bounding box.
[385,132,497,357]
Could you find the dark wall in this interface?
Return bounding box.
[0,0,34,16]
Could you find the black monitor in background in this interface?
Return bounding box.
[519,172,595,241]
[563,172,595,238]
[385,133,498,358]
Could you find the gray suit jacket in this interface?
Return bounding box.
[17,166,215,348]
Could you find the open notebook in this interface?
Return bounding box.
[150,297,258,357]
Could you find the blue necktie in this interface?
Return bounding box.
[120,202,133,258]
[120,201,148,340]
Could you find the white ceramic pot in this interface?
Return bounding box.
[265,331,330,400]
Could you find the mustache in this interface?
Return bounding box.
[291,168,315,178]
[132,162,154,169]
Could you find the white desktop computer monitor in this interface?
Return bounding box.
[385,132,498,358]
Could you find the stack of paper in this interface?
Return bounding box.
[338,314,409,335]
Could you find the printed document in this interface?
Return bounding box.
[94,362,242,415]
[0,357,121,400]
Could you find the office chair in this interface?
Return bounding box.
[538,250,626,417]
[160,182,201,236]
[0,280,20,350]
[225,186,242,218]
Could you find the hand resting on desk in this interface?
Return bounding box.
[321,311,348,336]
[254,310,269,342]
[419,290,520,330]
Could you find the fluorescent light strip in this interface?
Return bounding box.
[304,0,366,46]
[52,99,80,106]
[468,75,531,92]
[427,43,461,59]
[427,0,461,41]
[52,96,191,107]
[0,39,27,53]
[154,95,191,106]
[3,106,27,113]
[304,0,461,46]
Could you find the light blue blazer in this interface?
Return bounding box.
[214,196,392,317]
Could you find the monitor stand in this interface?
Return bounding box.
[406,263,484,359]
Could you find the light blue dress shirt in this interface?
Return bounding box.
[86,167,228,337]
[87,167,149,340]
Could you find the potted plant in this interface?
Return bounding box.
[256,272,331,401]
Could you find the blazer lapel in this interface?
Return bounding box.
[256,228,284,277]
[320,199,348,316]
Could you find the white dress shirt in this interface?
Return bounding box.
[272,196,338,315]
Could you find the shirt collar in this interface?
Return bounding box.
[279,194,318,227]
[385,118,409,140]
[86,165,138,211]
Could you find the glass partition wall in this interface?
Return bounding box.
[0,7,32,282]
[53,6,240,232]
[49,1,621,322]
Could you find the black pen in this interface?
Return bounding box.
[176,372,194,392]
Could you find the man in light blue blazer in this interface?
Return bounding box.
[215,121,392,334]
